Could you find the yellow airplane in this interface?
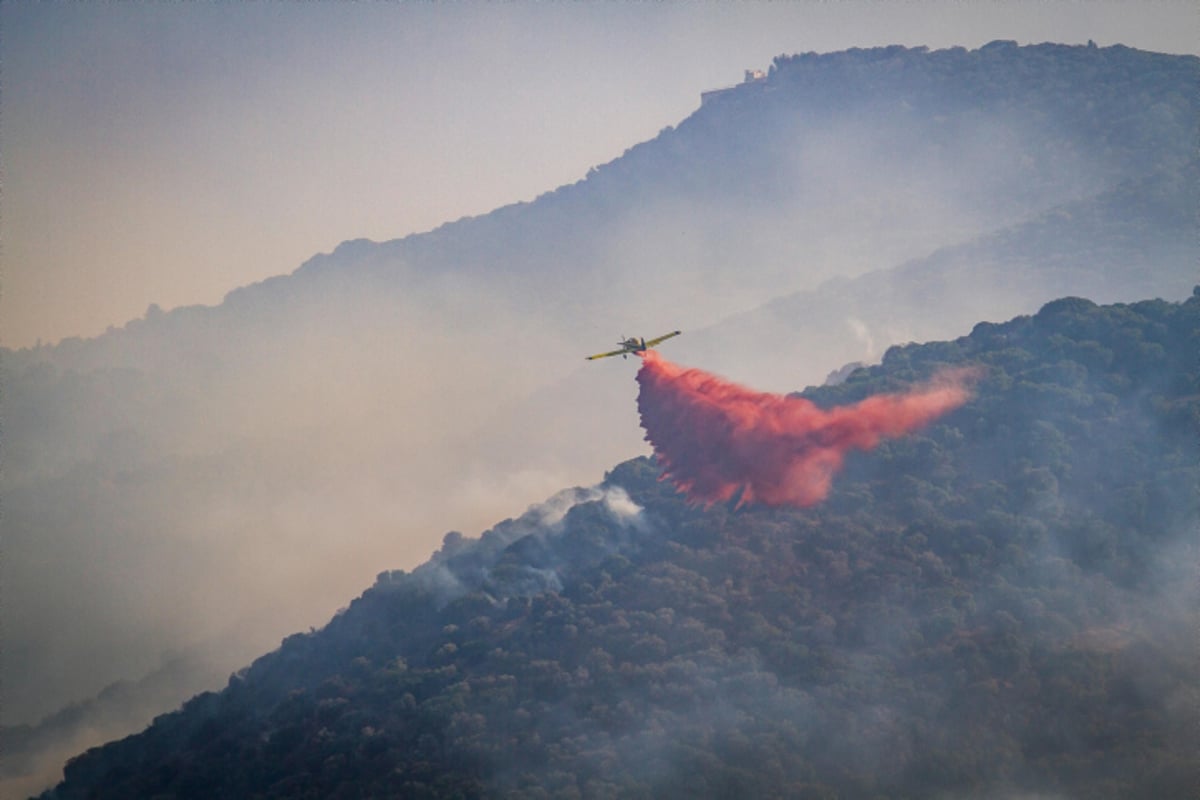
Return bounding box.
[586,330,681,360]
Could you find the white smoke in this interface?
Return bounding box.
[846,316,876,360]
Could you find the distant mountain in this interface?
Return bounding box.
[41,292,1200,799]
[0,653,230,800]
[4,42,1197,794]
[11,43,1196,373]
[692,157,1200,391]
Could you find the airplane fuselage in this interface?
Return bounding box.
[586,330,680,361]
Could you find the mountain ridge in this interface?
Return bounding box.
[9,41,1196,367]
[39,290,1200,799]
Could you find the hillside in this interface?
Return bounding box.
[4,42,1197,793]
[42,291,1200,799]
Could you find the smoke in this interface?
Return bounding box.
[636,350,975,507]
[398,483,650,607]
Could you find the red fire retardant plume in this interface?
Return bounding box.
[636,351,974,508]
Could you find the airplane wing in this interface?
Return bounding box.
[644,330,682,347]
[586,349,627,361]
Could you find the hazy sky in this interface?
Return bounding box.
[3,1,1196,349]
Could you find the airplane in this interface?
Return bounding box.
[585,330,681,360]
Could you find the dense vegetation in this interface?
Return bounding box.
[44,291,1200,799]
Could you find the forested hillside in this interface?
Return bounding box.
[5,42,1197,795]
[43,291,1200,799]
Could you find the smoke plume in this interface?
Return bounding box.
[636,351,974,507]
